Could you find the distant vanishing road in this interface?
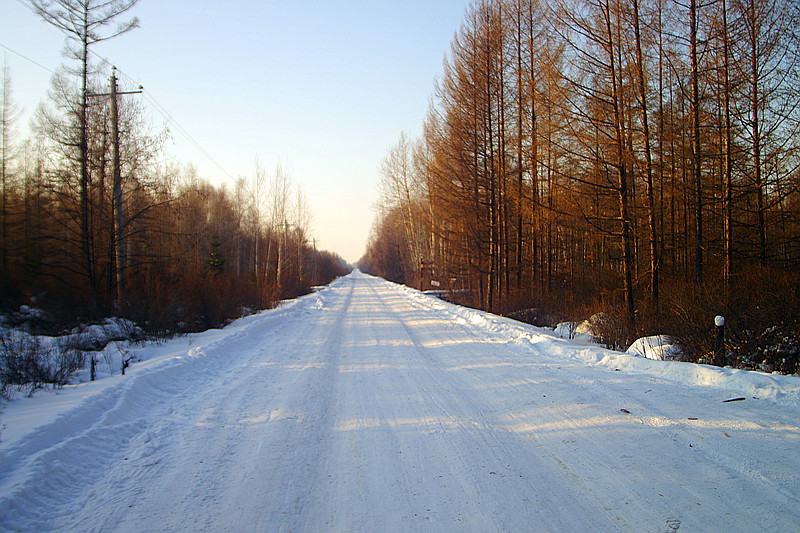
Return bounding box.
[1,271,798,532]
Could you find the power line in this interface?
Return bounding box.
[9,0,238,182]
[89,53,237,182]
[0,41,56,75]
[139,88,237,182]
[12,0,38,17]
[83,50,237,182]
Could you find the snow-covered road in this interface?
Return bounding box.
[1,271,799,532]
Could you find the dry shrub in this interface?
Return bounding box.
[0,333,85,398]
[583,308,630,350]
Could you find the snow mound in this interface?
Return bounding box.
[554,314,615,344]
[66,318,142,351]
[554,322,594,343]
[627,335,684,361]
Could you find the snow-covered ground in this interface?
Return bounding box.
[1,271,798,532]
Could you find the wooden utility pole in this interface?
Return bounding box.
[89,68,141,306]
[110,69,141,305]
[312,237,317,285]
[277,220,289,290]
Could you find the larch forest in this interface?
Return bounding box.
[360,0,800,373]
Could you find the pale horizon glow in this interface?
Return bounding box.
[1,0,470,263]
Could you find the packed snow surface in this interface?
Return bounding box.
[1,271,799,532]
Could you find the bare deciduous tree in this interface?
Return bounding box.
[28,0,140,306]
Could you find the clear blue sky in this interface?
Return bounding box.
[1,0,470,263]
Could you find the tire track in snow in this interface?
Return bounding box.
[106,280,356,533]
[356,281,631,531]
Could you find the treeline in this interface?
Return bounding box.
[362,0,800,366]
[0,1,348,335]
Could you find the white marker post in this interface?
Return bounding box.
[715,315,726,366]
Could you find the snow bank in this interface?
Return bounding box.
[591,348,800,403]
[392,278,800,406]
